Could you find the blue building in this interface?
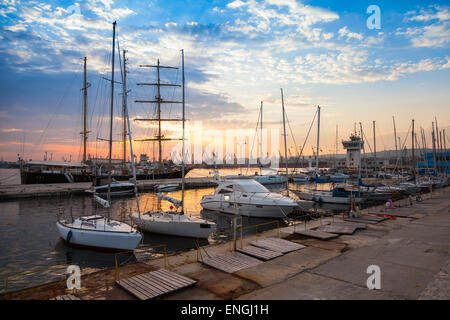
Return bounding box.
[416,152,450,175]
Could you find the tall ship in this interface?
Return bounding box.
[19,54,188,184]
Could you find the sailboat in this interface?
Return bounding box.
[252,101,287,185]
[131,50,216,239]
[291,106,366,204]
[56,22,142,251]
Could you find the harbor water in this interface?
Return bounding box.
[0,168,331,292]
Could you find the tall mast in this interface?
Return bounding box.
[122,50,127,172]
[107,21,116,209]
[442,129,448,177]
[335,125,338,169]
[119,47,141,217]
[82,57,88,164]
[280,89,289,195]
[393,116,398,161]
[134,61,181,171]
[260,101,263,175]
[439,131,444,175]
[373,120,376,159]
[316,105,321,173]
[411,119,415,178]
[181,49,185,214]
[432,122,437,174]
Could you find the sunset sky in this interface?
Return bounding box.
[0,0,449,163]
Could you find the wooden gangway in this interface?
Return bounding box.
[202,251,263,273]
[249,237,305,254]
[237,245,283,261]
[116,269,196,300]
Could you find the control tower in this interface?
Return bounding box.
[342,133,363,169]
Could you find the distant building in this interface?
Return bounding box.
[342,134,363,169]
[417,152,450,174]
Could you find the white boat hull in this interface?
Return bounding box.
[294,191,364,204]
[56,221,142,251]
[200,199,295,218]
[131,213,215,239]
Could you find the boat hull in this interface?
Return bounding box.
[200,200,295,218]
[131,213,215,239]
[293,190,364,204]
[56,221,142,251]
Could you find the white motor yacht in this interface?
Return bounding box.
[200,178,298,218]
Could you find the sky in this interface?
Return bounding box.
[0,0,449,163]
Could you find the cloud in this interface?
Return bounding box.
[399,5,450,48]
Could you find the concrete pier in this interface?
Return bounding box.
[0,177,218,201]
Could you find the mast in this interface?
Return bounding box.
[260,101,263,176]
[134,60,182,172]
[411,119,415,178]
[393,116,398,161]
[373,121,377,169]
[316,105,321,174]
[439,131,444,175]
[432,122,437,174]
[442,129,448,177]
[122,50,127,172]
[119,47,141,217]
[280,89,289,195]
[181,49,185,214]
[335,125,338,169]
[107,21,116,212]
[82,57,89,164]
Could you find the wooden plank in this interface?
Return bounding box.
[344,217,380,224]
[123,278,157,299]
[157,269,196,286]
[317,224,356,235]
[295,229,339,240]
[237,245,283,260]
[202,251,262,273]
[140,272,182,291]
[250,237,305,253]
[117,269,197,300]
[117,280,149,300]
[132,274,169,295]
[329,221,367,229]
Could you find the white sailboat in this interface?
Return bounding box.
[251,101,287,185]
[131,50,216,239]
[56,22,142,251]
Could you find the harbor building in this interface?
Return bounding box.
[342,134,364,169]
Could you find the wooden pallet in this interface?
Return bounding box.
[116,269,196,300]
[249,237,305,254]
[202,251,262,273]
[316,224,357,235]
[237,245,283,261]
[294,229,339,240]
[50,294,80,300]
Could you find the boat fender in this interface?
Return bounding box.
[318,197,323,203]
[66,230,72,243]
